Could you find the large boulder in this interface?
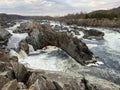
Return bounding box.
[26,69,120,90]
[17,22,96,65]
[0,28,11,46]
[83,29,104,40]
[13,22,35,33]
[10,60,28,82]
[18,40,29,54]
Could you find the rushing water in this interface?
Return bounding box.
[7,21,120,85]
[7,21,28,50]
[82,28,120,84]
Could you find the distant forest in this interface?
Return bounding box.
[60,12,119,20]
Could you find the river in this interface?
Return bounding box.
[6,21,120,85]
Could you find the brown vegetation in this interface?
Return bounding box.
[57,6,120,28]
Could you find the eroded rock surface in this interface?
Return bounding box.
[68,27,104,40]
[26,69,120,90]
[18,40,29,54]
[0,53,119,90]
[0,28,12,47]
[10,60,28,82]
[83,29,104,40]
[16,22,96,65]
[1,79,17,90]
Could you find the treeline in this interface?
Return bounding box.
[0,13,26,20]
[58,6,120,28]
[58,12,120,28]
[0,13,26,27]
[60,12,119,20]
[85,13,118,20]
[60,12,86,19]
[0,14,10,27]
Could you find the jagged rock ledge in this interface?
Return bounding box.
[16,22,96,65]
[0,52,120,90]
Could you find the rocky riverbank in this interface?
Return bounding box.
[0,20,120,90]
[0,51,120,90]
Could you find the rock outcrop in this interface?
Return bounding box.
[1,79,17,90]
[13,23,32,33]
[0,51,119,90]
[10,60,28,82]
[0,28,12,47]
[18,40,29,54]
[83,29,104,40]
[15,22,96,65]
[68,27,105,40]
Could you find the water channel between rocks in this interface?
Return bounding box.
[7,21,120,85]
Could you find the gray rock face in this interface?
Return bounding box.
[30,79,56,90]
[0,53,120,90]
[1,79,17,90]
[83,29,104,40]
[18,40,29,54]
[0,28,11,46]
[26,69,120,90]
[10,60,28,82]
[0,28,11,54]
[27,72,56,90]
[67,27,104,40]
[16,22,96,65]
[0,66,15,89]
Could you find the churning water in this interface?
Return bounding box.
[7,21,120,85]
